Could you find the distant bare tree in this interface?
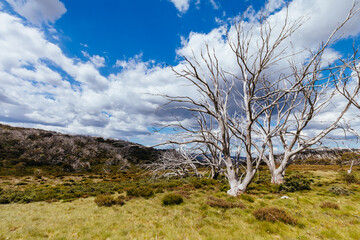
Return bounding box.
[146,147,201,178]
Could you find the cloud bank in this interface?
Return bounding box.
[1,0,360,147]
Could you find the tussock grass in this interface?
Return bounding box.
[94,194,125,207]
[320,201,340,209]
[253,207,297,225]
[162,193,183,206]
[207,196,246,209]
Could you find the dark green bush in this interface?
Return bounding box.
[200,178,217,186]
[279,174,313,192]
[0,195,11,204]
[193,182,203,189]
[162,193,183,206]
[219,184,230,192]
[155,188,164,193]
[253,207,297,225]
[126,186,154,198]
[190,177,218,189]
[0,181,124,204]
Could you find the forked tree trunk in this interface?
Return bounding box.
[225,156,255,196]
[227,171,255,196]
[271,170,285,184]
[266,151,287,185]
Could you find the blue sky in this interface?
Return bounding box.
[55,1,264,68]
[0,0,360,147]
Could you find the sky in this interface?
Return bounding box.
[1,0,360,148]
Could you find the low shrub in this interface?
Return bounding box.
[94,194,125,207]
[175,191,191,199]
[162,193,183,206]
[15,182,28,186]
[328,186,354,196]
[0,181,124,204]
[341,173,357,184]
[279,174,313,192]
[253,207,297,225]
[34,169,43,179]
[114,196,125,205]
[155,188,164,194]
[126,186,154,199]
[0,195,11,204]
[219,184,230,192]
[192,178,218,189]
[320,202,339,209]
[45,199,59,203]
[207,196,245,209]
[193,182,203,189]
[200,178,217,186]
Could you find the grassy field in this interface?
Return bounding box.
[1,166,360,240]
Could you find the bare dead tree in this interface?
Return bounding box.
[258,65,359,183]
[158,4,360,195]
[159,44,253,195]
[236,4,360,184]
[335,45,360,174]
[160,9,304,195]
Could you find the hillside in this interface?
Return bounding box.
[0,124,163,174]
[276,148,360,165]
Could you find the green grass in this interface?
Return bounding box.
[0,166,359,239]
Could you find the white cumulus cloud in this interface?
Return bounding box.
[6,0,66,25]
[0,10,191,145]
[169,0,190,13]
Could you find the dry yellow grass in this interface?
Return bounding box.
[0,169,360,239]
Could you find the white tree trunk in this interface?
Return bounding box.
[227,171,254,196]
[271,171,285,184]
[270,167,286,185]
[348,160,354,174]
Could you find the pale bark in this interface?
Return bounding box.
[256,4,360,184]
[157,4,360,194]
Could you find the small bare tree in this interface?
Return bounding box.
[146,147,201,178]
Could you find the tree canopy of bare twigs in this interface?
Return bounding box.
[157,4,360,195]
